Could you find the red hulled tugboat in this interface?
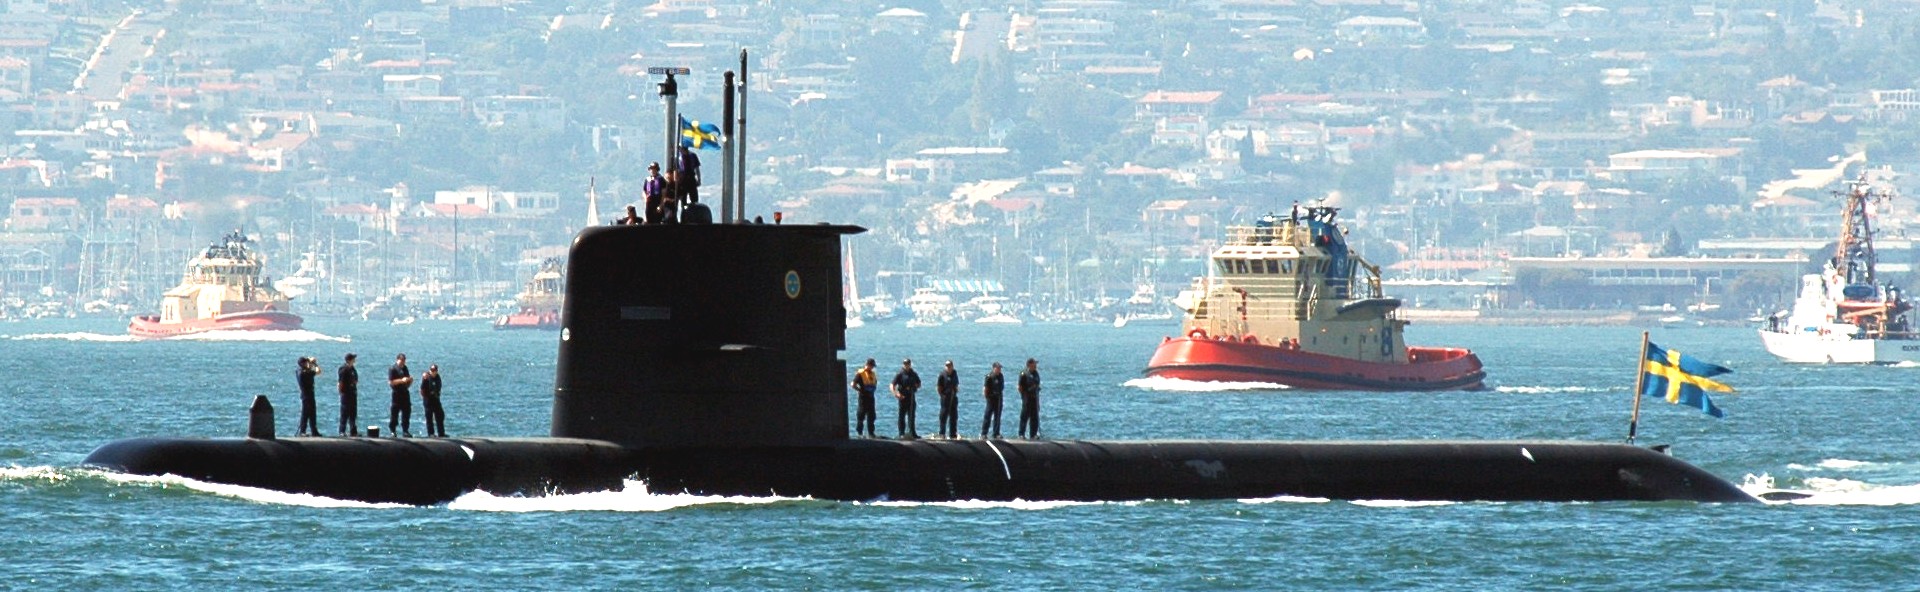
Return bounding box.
[1144,205,1484,390]
[128,230,303,338]
[494,258,563,330]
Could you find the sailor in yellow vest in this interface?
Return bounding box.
[849,358,878,437]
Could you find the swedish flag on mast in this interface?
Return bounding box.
[680,115,723,150]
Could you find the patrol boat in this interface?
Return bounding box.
[494,258,564,330]
[1144,206,1485,390]
[1759,175,1918,363]
[128,230,302,338]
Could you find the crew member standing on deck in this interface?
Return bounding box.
[981,362,1004,439]
[420,364,445,438]
[337,353,359,436]
[678,144,702,205]
[295,356,320,437]
[642,163,666,224]
[850,358,878,437]
[388,353,413,437]
[936,360,960,439]
[1017,358,1042,439]
[891,359,921,439]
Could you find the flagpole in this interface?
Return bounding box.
[1627,330,1649,445]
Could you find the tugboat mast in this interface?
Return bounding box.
[1835,175,1883,288]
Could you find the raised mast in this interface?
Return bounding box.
[1834,175,1881,288]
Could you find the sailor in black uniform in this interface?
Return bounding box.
[295,356,320,436]
[935,360,960,438]
[387,353,413,437]
[891,359,920,439]
[419,364,445,437]
[980,362,1004,439]
[1017,358,1041,439]
[337,353,359,436]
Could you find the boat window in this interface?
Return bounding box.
[1234,260,1248,274]
[1281,261,1293,274]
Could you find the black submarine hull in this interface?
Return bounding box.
[85,436,1756,505]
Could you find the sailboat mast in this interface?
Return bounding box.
[585,177,601,227]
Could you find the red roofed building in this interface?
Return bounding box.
[0,38,50,67]
[324,203,391,231]
[247,133,314,172]
[1136,90,1223,118]
[103,196,161,231]
[6,197,81,231]
[0,56,28,97]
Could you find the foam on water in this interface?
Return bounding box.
[1238,495,1331,504]
[1786,458,1875,471]
[11,332,140,342]
[447,479,809,512]
[1494,385,1611,394]
[1123,376,1290,392]
[867,498,1125,510]
[91,470,408,508]
[166,329,349,342]
[1746,478,1920,506]
[0,465,71,481]
[1743,458,1920,505]
[1350,499,1459,508]
[10,329,347,342]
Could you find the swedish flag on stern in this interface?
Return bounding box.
[679,115,723,150]
[1641,342,1733,418]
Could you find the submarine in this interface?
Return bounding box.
[84,61,1759,506]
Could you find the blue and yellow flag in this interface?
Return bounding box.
[1641,342,1732,418]
[679,115,723,150]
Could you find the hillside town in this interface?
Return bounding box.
[2,0,1918,324]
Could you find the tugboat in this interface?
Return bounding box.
[1759,175,1916,363]
[128,230,303,338]
[494,258,563,330]
[1144,205,1485,390]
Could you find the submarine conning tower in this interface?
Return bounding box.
[553,222,865,447]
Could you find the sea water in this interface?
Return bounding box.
[4,319,1920,589]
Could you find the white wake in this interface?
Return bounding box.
[12,329,348,342]
[1123,376,1291,392]
[447,479,806,512]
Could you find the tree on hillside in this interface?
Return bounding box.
[965,54,1019,135]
